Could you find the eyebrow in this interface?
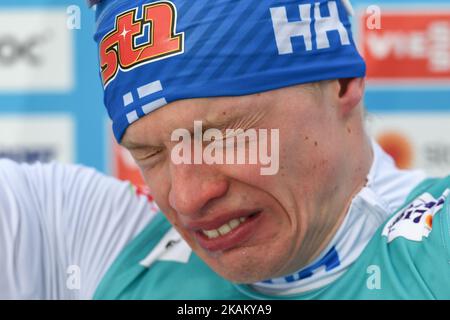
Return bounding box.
[198,117,237,132]
[121,139,160,151]
[121,108,249,149]
[203,109,248,130]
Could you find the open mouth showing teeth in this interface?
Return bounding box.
[200,212,259,239]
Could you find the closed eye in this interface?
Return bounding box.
[130,147,165,170]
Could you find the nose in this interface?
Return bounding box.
[168,162,229,218]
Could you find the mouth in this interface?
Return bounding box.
[193,210,263,252]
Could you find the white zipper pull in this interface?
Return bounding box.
[139,228,191,268]
[139,239,175,268]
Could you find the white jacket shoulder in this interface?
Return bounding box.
[0,159,156,299]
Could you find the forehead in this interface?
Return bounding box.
[122,92,266,139]
[121,83,320,145]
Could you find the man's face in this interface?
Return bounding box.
[122,82,356,283]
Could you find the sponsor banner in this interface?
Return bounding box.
[367,114,450,177]
[0,115,74,163]
[0,9,73,92]
[360,8,450,84]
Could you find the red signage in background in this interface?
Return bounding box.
[368,115,450,178]
[113,139,156,204]
[376,131,414,169]
[113,140,147,188]
[360,10,450,82]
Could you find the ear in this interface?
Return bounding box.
[336,78,365,117]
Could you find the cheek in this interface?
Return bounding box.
[221,163,264,186]
[273,130,342,221]
[220,164,298,235]
[140,169,175,219]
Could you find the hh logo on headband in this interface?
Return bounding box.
[270,1,350,55]
[100,1,184,87]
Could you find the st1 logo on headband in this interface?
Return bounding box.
[100,1,184,87]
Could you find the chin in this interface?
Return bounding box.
[195,241,292,284]
[177,213,295,283]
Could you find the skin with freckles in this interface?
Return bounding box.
[121,78,373,283]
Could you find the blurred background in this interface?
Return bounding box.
[0,0,449,187]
